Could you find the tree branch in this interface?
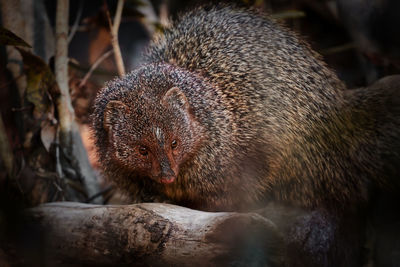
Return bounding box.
[106,0,125,76]
[67,0,84,43]
[16,202,284,266]
[79,49,114,88]
[55,0,73,141]
[55,0,101,202]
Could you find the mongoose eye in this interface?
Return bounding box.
[171,139,178,149]
[139,146,148,156]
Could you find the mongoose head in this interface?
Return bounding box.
[102,86,204,185]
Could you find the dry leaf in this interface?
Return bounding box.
[40,121,57,152]
[16,48,59,120]
[0,26,31,47]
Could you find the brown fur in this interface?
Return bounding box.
[92,5,400,212]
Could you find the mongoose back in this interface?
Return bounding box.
[92,5,400,212]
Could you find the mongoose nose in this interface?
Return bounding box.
[159,157,177,184]
[160,176,176,184]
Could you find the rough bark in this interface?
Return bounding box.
[16,202,284,266]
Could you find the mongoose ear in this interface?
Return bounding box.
[103,100,128,133]
[162,87,190,111]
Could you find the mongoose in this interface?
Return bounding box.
[92,5,400,212]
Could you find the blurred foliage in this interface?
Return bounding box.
[17,48,59,122]
[0,29,63,207]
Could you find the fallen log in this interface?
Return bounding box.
[12,202,284,266]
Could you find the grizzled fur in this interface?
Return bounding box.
[92,5,400,212]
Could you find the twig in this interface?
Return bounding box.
[79,49,114,88]
[11,106,33,112]
[106,0,126,76]
[85,185,113,203]
[321,43,356,56]
[271,10,306,20]
[67,0,84,43]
